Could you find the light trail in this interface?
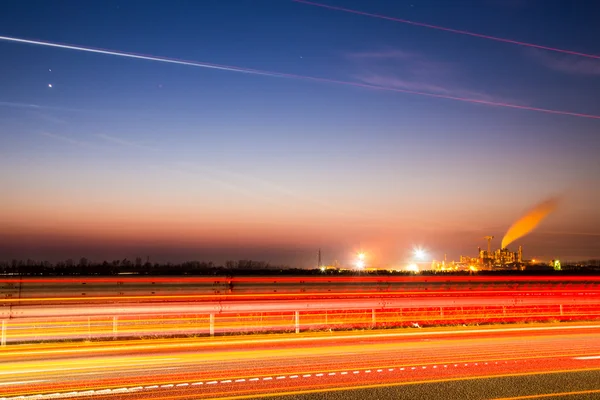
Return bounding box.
[4,288,600,302]
[1,326,600,398]
[1,323,597,359]
[200,369,600,400]
[1,35,599,119]
[293,0,600,60]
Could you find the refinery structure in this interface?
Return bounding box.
[431,236,525,272]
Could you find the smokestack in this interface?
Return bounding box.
[318,248,322,268]
[518,246,523,263]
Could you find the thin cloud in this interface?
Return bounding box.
[0,101,43,109]
[347,49,415,60]
[39,131,94,148]
[529,49,600,75]
[349,48,512,104]
[95,133,157,151]
[357,74,504,103]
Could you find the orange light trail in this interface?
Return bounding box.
[1,325,600,398]
[4,289,600,303]
[1,35,599,119]
[293,0,600,60]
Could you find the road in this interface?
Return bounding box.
[1,322,599,399]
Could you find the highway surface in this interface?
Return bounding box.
[1,322,599,399]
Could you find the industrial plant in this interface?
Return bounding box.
[431,236,525,272]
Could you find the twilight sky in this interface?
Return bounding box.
[1,0,600,266]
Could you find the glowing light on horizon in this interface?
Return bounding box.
[1,35,599,119]
[406,263,419,273]
[413,248,426,260]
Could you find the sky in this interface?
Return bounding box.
[1,0,600,266]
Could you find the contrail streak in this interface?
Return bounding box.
[1,35,599,119]
[293,0,600,60]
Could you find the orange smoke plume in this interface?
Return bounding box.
[501,197,560,249]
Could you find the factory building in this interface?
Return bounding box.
[433,237,524,272]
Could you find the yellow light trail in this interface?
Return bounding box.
[3,335,600,397]
[2,322,599,358]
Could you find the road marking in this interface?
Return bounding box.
[209,367,600,400]
[574,356,600,360]
[0,360,572,400]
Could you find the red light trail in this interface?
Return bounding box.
[1,35,599,120]
[293,0,600,60]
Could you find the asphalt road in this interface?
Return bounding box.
[1,322,599,399]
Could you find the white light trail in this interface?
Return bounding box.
[1,35,600,119]
[0,35,276,77]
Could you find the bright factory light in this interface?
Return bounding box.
[356,260,365,269]
[358,253,365,260]
[406,263,419,273]
[413,248,426,260]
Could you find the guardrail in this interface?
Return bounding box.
[2,292,600,345]
[2,276,600,304]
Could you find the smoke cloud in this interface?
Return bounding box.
[501,197,560,249]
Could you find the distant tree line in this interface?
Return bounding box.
[0,258,598,276]
[0,258,299,276]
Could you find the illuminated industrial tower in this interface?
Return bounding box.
[484,236,494,253]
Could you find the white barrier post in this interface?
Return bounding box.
[560,304,564,316]
[295,311,300,334]
[1,320,6,347]
[371,309,376,328]
[209,313,215,337]
[88,317,91,341]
